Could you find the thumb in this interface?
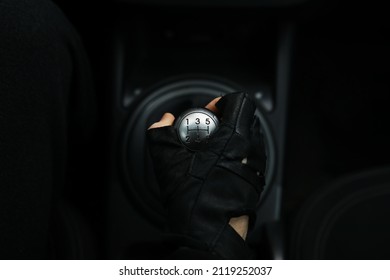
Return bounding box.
[148,112,175,129]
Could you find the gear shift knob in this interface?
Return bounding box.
[175,108,219,151]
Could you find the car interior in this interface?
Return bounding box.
[47,0,390,259]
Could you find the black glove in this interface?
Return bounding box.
[147,92,266,259]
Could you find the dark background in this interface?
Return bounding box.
[51,0,390,259]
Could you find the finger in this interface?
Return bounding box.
[205,97,222,114]
[215,92,256,138]
[247,116,267,174]
[148,112,175,130]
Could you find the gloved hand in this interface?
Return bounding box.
[147,92,266,259]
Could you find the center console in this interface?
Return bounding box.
[106,3,295,259]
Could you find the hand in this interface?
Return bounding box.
[147,92,266,259]
[149,97,250,239]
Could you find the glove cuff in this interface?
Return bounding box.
[163,226,254,259]
[212,224,255,259]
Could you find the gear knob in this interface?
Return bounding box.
[175,108,219,151]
